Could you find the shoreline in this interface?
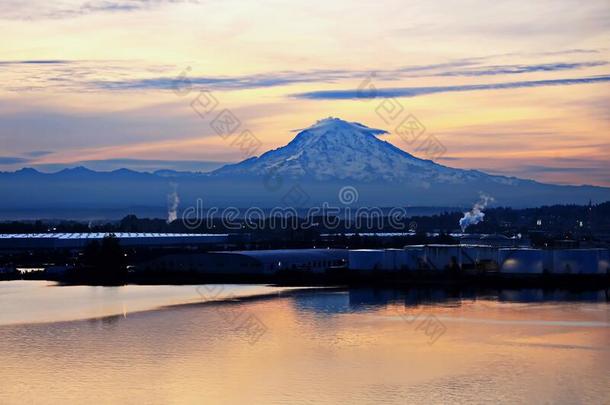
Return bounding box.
[1,279,608,328]
[0,281,316,327]
[26,271,610,289]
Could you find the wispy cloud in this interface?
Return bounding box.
[0,59,175,92]
[92,69,354,91]
[528,49,601,57]
[0,156,29,165]
[25,151,54,158]
[294,75,610,100]
[0,60,71,65]
[0,0,201,20]
[2,54,606,93]
[31,158,227,173]
[431,61,607,77]
[83,60,610,92]
[0,152,53,166]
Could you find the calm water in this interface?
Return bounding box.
[1,281,609,404]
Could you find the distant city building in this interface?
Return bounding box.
[459,233,530,248]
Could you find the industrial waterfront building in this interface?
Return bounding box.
[347,245,609,275]
[0,233,230,251]
[138,249,348,275]
[138,245,608,277]
[0,233,607,278]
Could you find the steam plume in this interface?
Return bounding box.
[167,183,180,224]
[459,193,494,232]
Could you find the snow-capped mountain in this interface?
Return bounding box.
[212,117,510,185]
[204,116,610,207]
[2,117,610,217]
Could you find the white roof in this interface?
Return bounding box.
[0,233,228,239]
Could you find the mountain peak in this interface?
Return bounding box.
[297,116,388,137]
[13,167,41,176]
[55,166,97,176]
[285,117,390,159]
[212,116,462,182]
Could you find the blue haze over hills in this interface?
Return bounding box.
[1,118,609,219]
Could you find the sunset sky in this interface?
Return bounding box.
[1,0,609,185]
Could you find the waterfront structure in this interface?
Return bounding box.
[552,249,609,274]
[498,249,545,274]
[0,233,229,250]
[139,249,348,275]
[1,232,607,277]
[348,249,385,271]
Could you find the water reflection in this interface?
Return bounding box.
[291,287,610,317]
[0,284,609,404]
[0,280,299,325]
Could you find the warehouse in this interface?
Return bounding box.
[403,245,426,270]
[381,248,409,272]
[348,249,385,271]
[140,246,609,277]
[422,245,462,271]
[228,249,348,274]
[0,232,230,250]
[460,234,529,248]
[138,249,348,275]
[460,245,498,272]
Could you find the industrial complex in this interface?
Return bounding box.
[0,232,608,281]
[347,245,609,275]
[141,245,609,277]
[139,249,349,275]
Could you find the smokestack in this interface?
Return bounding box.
[167,183,180,224]
[459,193,494,232]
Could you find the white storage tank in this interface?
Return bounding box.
[542,250,554,273]
[584,249,608,275]
[382,249,407,271]
[552,249,601,274]
[381,249,397,271]
[348,249,384,271]
[598,250,610,274]
[460,245,498,267]
[499,249,544,274]
[424,245,461,271]
[404,246,425,271]
[394,249,409,271]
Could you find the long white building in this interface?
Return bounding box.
[347,245,610,275]
[0,233,229,250]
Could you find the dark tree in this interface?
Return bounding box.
[78,235,127,284]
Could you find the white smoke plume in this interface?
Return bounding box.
[459,193,494,232]
[167,183,180,224]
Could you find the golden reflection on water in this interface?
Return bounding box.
[0,280,298,325]
[0,284,609,404]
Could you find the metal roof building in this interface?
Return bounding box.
[208,249,348,274]
[0,233,229,250]
[138,249,348,275]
